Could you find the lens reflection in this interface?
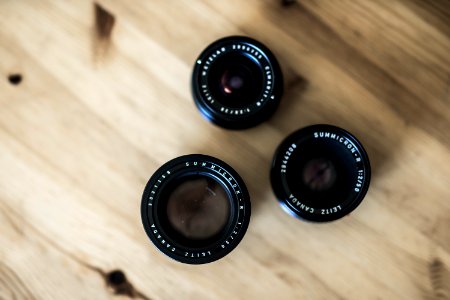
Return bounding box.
[302,158,337,191]
[221,69,245,94]
[208,53,263,108]
[166,176,230,240]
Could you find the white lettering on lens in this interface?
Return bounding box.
[281,143,297,173]
[315,132,361,162]
[289,194,314,213]
[321,205,342,215]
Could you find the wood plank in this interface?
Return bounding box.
[0,1,449,299]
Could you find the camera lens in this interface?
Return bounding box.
[192,36,283,129]
[270,125,371,222]
[141,154,251,264]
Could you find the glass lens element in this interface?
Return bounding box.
[166,176,230,240]
[208,53,263,108]
[302,158,337,192]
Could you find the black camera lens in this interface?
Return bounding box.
[141,154,251,264]
[271,125,371,222]
[192,36,283,129]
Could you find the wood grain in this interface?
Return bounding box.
[0,1,449,299]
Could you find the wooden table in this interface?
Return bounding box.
[1,1,449,299]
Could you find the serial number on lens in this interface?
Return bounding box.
[280,143,297,173]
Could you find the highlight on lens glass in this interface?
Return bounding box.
[141,154,251,264]
[271,125,371,222]
[192,36,283,129]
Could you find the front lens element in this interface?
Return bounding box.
[302,158,337,192]
[208,53,263,108]
[166,175,230,240]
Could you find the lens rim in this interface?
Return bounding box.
[192,36,283,129]
[141,154,251,264]
[270,125,371,222]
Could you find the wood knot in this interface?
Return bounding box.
[8,74,22,85]
[106,269,133,296]
[107,269,127,286]
[285,72,307,94]
[93,3,115,62]
[281,0,297,7]
[104,269,151,300]
[95,3,115,41]
[429,258,450,299]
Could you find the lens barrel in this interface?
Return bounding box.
[141,154,251,264]
[271,125,371,222]
[192,36,283,129]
